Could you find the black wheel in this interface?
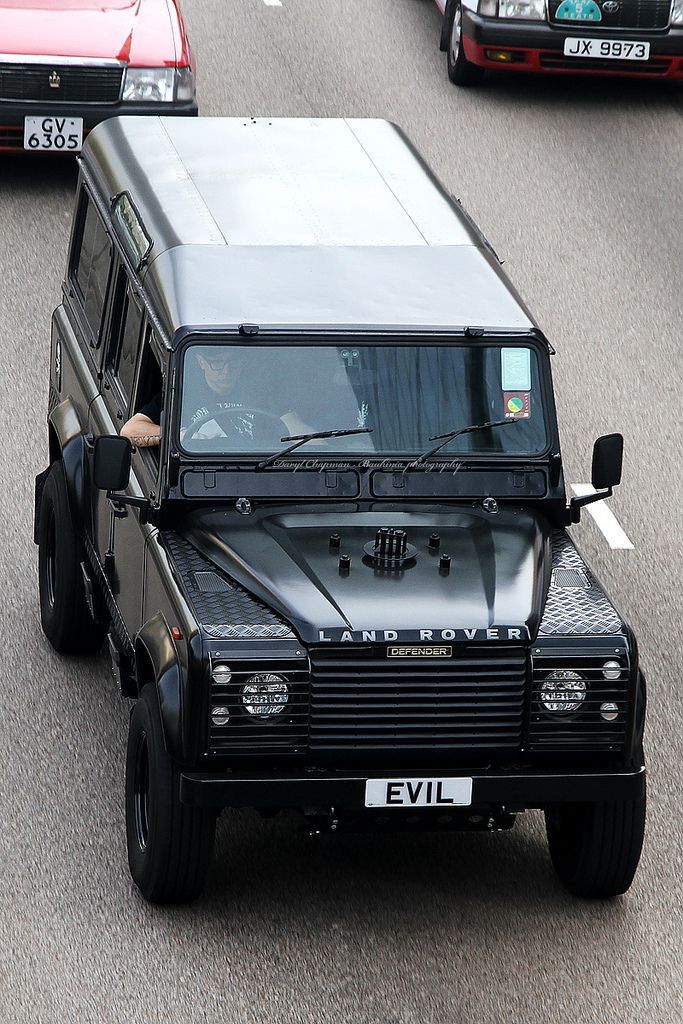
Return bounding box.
[439,1,450,50]
[446,1,485,85]
[37,460,105,654]
[126,684,216,904]
[545,788,646,899]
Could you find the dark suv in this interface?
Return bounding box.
[35,115,646,904]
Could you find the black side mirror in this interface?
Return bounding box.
[569,433,624,523]
[591,433,623,491]
[93,435,132,491]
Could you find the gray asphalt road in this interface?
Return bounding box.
[1,1,682,1021]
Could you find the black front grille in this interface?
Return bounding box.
[529,648,630,751]
[0,64,123,103]
[310,645,528,756]
[549,1,671,30]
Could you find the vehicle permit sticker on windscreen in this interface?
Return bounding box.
[501,348,531,391]
[504,392,531,419]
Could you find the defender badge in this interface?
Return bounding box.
[49,71,61,88]
[387,646,452,658]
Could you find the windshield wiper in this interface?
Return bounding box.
[415,418,517,465]
[257,427,373,470]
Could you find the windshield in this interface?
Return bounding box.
[178,342,548,458]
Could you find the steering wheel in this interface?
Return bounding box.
[185,406,285,441]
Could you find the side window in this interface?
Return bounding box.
[104,268,144,410]
[72,192,113,345]
[116,289,144,402]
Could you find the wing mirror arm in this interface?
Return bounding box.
[105,492,148,509]
[569,486,613,523]
[106,491,151,524]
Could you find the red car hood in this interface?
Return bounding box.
[0,0,177,66]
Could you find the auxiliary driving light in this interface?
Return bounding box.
[211,663,232,685]
[600,702,619,722]
[211,706,230,727]
[602,660,622,680]
[241,674,289,718]
[540,670,586,714]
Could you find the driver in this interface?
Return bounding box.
[121,348,310,447]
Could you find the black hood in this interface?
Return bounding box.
[179,506,550,645]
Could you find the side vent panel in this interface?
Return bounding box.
[551,567,590,590]
[193,571,231,593]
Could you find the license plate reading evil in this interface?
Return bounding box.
[24,116,83,151]
[563,37,650,60]
[365,777,473,808]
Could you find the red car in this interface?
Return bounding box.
[434,0,683,84]
[0,0,196,153]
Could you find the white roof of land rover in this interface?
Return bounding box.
[83,116,536,337]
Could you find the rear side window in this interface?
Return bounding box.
[116,288,144,402]
[73,194,112,344]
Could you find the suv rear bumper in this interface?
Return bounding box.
[180,765,646,809]
[0,99,198,152]
[462,10,683,78]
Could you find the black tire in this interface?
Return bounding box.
[545,788,646,899]
[126,684,216,904]
[37,460,105,654]
[446,1,485,85]
[439,1,451,50]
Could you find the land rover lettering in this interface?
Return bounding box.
[317,628,528,643]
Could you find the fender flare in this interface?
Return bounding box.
[136,613,185,763]
[48,399,89,533]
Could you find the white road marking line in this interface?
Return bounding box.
[570,484,634,550]
[263,0,283,6]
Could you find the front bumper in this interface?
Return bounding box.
[180,765,646,810]
[462,9,683,77]
[0,98,198,152]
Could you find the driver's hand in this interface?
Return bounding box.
[183,420,227,440]
[196,422,226,440]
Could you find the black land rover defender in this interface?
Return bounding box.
[35,115,646,904]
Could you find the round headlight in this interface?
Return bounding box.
[602,660,622,681]
[241,674,289,717]
[212,663,232,685]
[540,670,586,714]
